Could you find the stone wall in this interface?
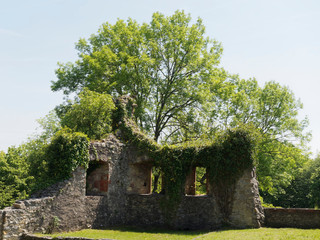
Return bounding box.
[230,168,264,228]
[174,195,221,230]
[86,135,264,230]
[0,134,265,239]
[0,210,4,240]
[264,208,320,228]
[0,167,87,240]
[86,194,223,230]
[89,135,128,226]
[85,196,109,229]
[124,170,262,230]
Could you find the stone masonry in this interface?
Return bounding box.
[0,134,264,239]
[0,167,87,240]
[264,208,320,228]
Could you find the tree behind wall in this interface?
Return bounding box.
[51,10,223,142]
[51,10,311,206]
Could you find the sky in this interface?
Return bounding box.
[1,0,320,155]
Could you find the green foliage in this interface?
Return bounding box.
[52,10,223,142]
[0,147,33,208]
[0,183,19,209]
[274,155,320,208]
[60,88,115,139]
[50,10,311,208]
[35,110,62,141]
[258,140,310,205]
[114,97,256,222]
[309,157,320,207]
[46,128,90,181]
[151,166,162,193]
[0,119,90,208]
[195,167,206,195]
[202,76,310,204]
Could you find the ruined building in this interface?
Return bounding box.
[0,99,265,240]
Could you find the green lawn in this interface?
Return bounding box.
[39,227,320,240]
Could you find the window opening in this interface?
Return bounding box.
[152,166,163,193]
[86,161,109,196]
[127,163,152,194]
[185,167,196,195]
[195,167,207,195]
[185,166,207,195]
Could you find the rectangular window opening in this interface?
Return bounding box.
[86,161,109,196]
[127,163,152,194]
[185,166,208,196]
[152,166,163,194]
[195,167,207,195]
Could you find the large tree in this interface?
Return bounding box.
[203,76,311,200]
[52,10,223,142]
[51,11,311,204]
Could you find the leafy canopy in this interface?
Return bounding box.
[52,10,223,142]
[60,88,115,139]
[0,146,36,208]
[0,118,90,209]
[202,76,310,199]
[49,11,310,207]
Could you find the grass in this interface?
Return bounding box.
[38,227,206,240]
[38,227,320,240]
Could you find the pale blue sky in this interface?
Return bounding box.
[1,0,320,155]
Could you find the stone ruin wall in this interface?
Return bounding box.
[264,208,320,228]
[0,167,87,240]
[0,134,264,240]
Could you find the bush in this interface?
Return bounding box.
[46,128,90,181]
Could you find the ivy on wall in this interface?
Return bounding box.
[113,96,259,223]
[46,128,90,181]
[26,96,257,224]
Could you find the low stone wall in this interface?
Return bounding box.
[175,195,221,230]
[264,208,320,228]
[0,167,87,240]
[86,194,221,230]
[0,197,54,239]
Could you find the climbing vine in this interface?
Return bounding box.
[46,128,90,181]
[113,96,259,223]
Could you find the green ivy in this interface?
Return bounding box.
[114,96,258,223]
[46,128,90,181]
